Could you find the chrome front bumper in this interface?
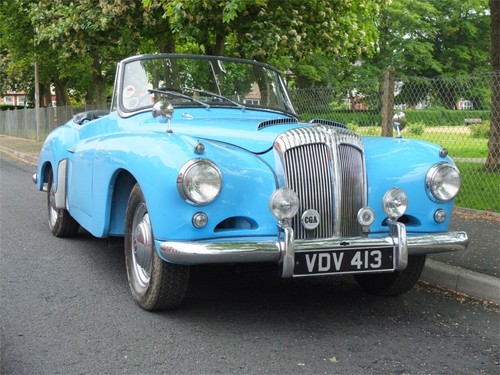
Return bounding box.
[158,221,469,278]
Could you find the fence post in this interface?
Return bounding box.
[381,70,395,137]
[34,60,40,141]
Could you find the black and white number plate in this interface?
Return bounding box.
[294,247,395,276]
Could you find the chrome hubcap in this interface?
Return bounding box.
[131,203,153,291]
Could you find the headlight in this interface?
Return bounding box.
[382,187,408,220]
[426,163,460,202]
[177,159,222,205]
[269,188,299,221]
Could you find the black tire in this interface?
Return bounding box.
[124,184,189,311]
[354,254,426,296]
[47,168,79,237]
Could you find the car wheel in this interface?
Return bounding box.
[354,254,426,296]
[124,184,189,311]
[47,168,79,237]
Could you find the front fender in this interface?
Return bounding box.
[75,132,278,240]
[35,121,80,193]
[363,137,456,233]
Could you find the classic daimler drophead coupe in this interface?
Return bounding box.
[33,54,469,310]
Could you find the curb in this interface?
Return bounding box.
[422,259,499,305]
[0,146,38,166]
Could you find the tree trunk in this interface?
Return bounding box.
[42,81,52,107]
[485,0,499,172]
[205,33,226,56]
[91,51,106,108]
[160,37,176,53]
[54,78,70,106]
[214,33,225,56]
[381,70,394,137]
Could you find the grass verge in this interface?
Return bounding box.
[455,162,500,212]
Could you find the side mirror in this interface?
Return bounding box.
[152,101,174,132]
[392,112,406,138]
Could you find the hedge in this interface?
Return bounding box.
[298,109,490,127]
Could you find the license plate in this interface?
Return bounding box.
[294,247,395,276]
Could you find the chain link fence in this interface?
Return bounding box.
[291,72,499,212]
[1,73,499,212]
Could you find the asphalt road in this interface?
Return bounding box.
[1,155,499,374]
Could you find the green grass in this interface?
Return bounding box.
[409,132,488,159]
[356,126,488,159]
[455,162,500,212]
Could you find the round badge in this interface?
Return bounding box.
[301,209,320,230]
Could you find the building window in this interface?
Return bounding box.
[459,100,473,110]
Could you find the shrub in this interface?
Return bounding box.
[402,109,490,126]
[347,122,359,133]
[470,121,490,139]
[407,122,426,136]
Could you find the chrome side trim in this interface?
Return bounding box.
[55,159,68,210]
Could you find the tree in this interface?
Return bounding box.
[430,0,491,109]
[146,0,387,88]
[0,1,37,102]
[432,0,491,76]
[485,0,499,172]
[30,0,147,106]
[370,0,441,78]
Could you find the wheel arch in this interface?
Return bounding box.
[39,161,53,189]
[107,169,137,236]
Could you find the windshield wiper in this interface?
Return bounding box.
[148,88,210,110]
[182,87,245,111]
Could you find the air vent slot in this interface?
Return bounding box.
[309,118,348,129]
[258,117,298,130]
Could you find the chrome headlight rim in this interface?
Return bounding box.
[177,158,222,206]
[382,187,408,220]
[426,162,460,202]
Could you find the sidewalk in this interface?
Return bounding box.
[1,134,499,304]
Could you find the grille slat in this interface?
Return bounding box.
[274,126,366,240]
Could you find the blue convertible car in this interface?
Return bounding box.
[33,54,469,310]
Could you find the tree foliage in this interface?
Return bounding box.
[0,0,495,108]
[0,1,36,96]
[146,0,386,87]
[28,0,151,105]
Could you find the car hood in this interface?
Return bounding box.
[160,109,303,154]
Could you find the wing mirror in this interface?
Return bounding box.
[153,101,174,133]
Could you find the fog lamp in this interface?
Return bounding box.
[269,188,299,221]
[382,187,408,220]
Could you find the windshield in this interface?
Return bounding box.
[112,54,295,116]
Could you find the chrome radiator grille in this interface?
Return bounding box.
[274,126,366,239]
